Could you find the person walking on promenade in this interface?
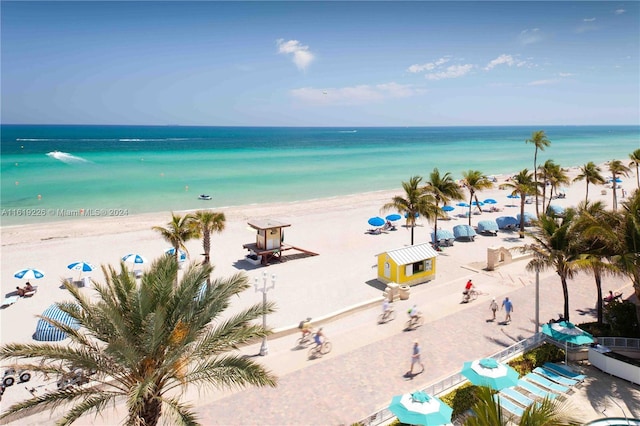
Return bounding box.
[502,297,513,323]
[408,340,424,375]
[489,297,498,321]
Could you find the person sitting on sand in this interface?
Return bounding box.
[15,286,26,297]
[24,282,34,293]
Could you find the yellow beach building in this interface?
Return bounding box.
[376,242,439,286]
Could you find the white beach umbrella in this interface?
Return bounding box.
[14,268,45,281]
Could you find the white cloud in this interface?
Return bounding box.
[527,79,558,86]
[276,39,314,71]
[518,28,542,45]
[558,72,574,78]
[614,8,626,15]
[484,54,528,71]
[290,82,423,104]
[425,64,474,80]
[583,17,596,22]
[407,57,450,73]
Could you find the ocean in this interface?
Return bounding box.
[1,125,638,226]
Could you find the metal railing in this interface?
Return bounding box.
[597,337,640,351]
[357,333,546,426]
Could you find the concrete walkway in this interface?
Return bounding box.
[192,260,636,425]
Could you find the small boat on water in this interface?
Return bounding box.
[198,194,212,201]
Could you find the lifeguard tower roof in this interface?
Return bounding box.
[247,219,291,230]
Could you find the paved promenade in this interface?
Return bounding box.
[192,261,635,425]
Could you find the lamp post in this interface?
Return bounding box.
[255,271,276,356]
[535,264,540,334]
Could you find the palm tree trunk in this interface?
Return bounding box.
[585,181,589,204]
[612,173,618,211]
[594,270,603,324]
[468,193,474,226]
[433,211,439,248]
[534,150,540,217]
[561,276,570,322]
[519,197,526,238]
[133,395,162,426]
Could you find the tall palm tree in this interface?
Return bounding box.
[382,176,435,245]
[461,169,494,226]
[571,201,618,324]
[525,130,551,217]
[573,161,605,204]
[152,213,198,265]
[607,159,631,211]
[544,162,570,213]
[464,385,580,426]
[629,148,640,189]
[610,189,640,298]
[0,256,277,425]
[190,210,226,267]
[502,169,538,238]
[423,168,464,246]
[525,210,580,321]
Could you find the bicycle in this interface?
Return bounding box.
[297,330,315,347]
[308,340,332,359]
[405,312,424,330]
[462,288,479,303]
[378,308,397,324]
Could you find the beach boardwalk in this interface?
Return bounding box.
[376,243,439,286]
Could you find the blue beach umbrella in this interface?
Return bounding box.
[122,253,148,265]
[14,268,45,280]
[389,391,453,426]
[404,212,419,218]
[164,247,187,262]
[441,205,455,212]
[471,201,484,207]
[34,304,80,342]
[483,198,497,204]
[542,321,594,364]
[385,214,402,222]
[67,261,96,273]
[456,202,470,207]
[461,358,519,390]
[368,217,385,227]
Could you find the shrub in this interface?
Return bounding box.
[507,343,564,376]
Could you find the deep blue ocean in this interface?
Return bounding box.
[1,125,638,225]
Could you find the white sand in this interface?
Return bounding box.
[0,161,636,419]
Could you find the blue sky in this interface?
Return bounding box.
[1,1,638,126]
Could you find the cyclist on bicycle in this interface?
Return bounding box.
[382,299,392,314]
[313,328,325,348]
[299,317,313,339]
[408,304,419,319]
[462,280,474,302]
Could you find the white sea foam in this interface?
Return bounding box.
[46,151,91,164]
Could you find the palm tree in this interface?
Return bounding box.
[544,162,570,213]
[525,210,580,322]
[0,256,277,425]
[525,130,551,217]
[629,148,640,189]
[423,168,464,246]
[607,159,631,211]
[464,385,580,426]
[152,212,198,265]
[611,189,640,298]
[381,176,435,245]
[502,169,538,238]
[573,161,605,204]
[461,170,494,226]
[190,210,226,267]
[571,201,618,324]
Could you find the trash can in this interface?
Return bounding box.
[398,284,410,300]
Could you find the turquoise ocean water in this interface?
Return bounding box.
[1,125,638,226]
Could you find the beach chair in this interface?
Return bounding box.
[500,387,535,408]
[542,363,586,381]
[517,379,558,400]
[494,394,524,417]
[524,372,570,394]
[1,295,20,308]
[533,367,579,387]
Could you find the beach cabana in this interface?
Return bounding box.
[477,220,499,235]
[34,304,80,341]
[431,229,455,247]
[517,212,535,226]
[376,243,438,286]
[496,216,518,229]
[453,224,477,241]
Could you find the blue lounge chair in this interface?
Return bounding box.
[517,379,557,400]
[495,394,524,417]
[533,367,579,387]
[524,373,570,394]
[542,363,587,381]
[500,388,534,407]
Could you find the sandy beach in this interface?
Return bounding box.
[1,160,638,423]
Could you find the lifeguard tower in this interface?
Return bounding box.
[242,219,318,265]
